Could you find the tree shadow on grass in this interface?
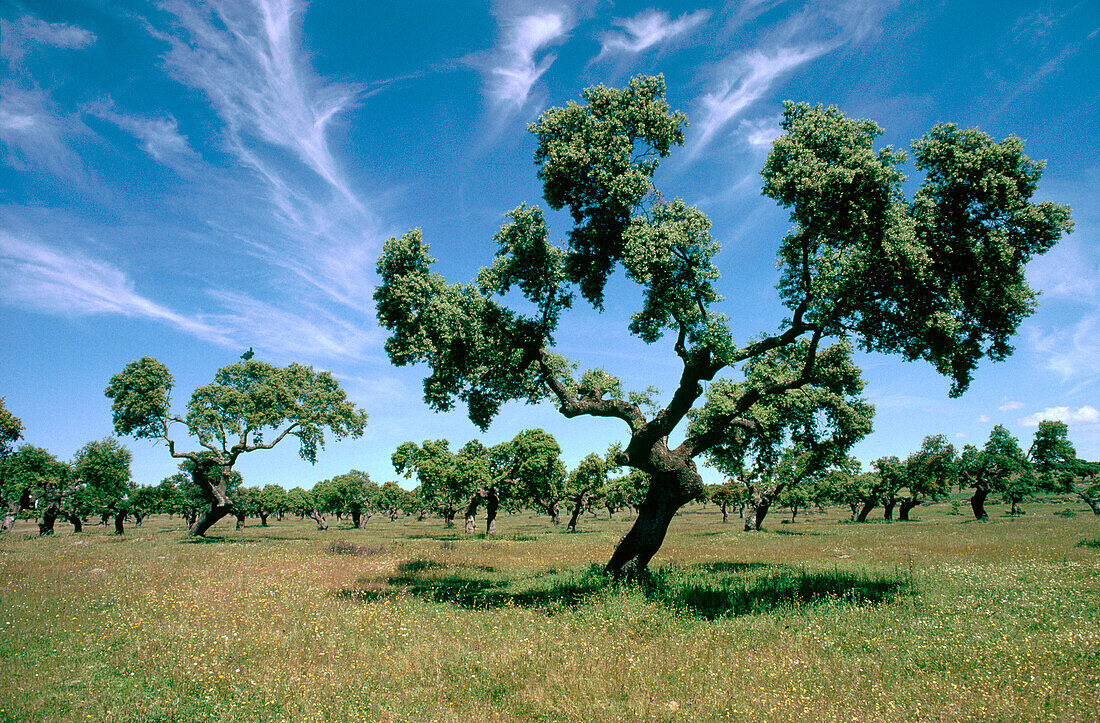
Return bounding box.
[335,560,912,619]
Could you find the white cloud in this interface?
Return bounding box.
[0,231,228,344]
[597,9,709,57]
[1019,406,1100,427]
[976,415,991,423]
[998,400,1025,411]
[0,16,95,63]
[0,82,88,180]
[86,101,197,165]
[692,46,826,153]
[739,115,782,150]
[486,11,570,107]
[1029,313,1100,385]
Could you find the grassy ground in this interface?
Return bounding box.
[1,499,1098,722]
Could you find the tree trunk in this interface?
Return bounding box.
[898,498,920,521]
[484,486,499,536]
[133,511,145,526]
[605,469,697,580]
[744,483,782,532]
[1078,492,1100,515]
[39,505,59,536]
[234,510,246,530]
[547,499,561,525]
[66,513,83,533]
[567,493,588,532]
[442,506,456,528]
[1010,500,1022,516]
[187,460,234,537]
[971,488,989,520]
[1,498,22,533]
[114,512,125,535]
[847,502,859,521]
[307,509,328,530]
[464,493,480,534]
[100,512,110,526]
[259,512,269,526]
[856,498,877,522]
[351,506,362,529]
[883,497,896,521]
[720,502,729,524]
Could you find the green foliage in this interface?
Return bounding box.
[0,397,25,456]
[72,438,133,514]
[1028,420,1079,492]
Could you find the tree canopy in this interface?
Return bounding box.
[374,75,1071,577]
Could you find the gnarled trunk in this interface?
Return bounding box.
[1009,500,1023,516]
[883,496,896,521]
[307,509,328,530]
[605,468,698,580]
[114,512,126,535]
[39,505,59,536]
[351,506,362,529]
[847,502,859,521]
[100,512,111,526]
[234,510,246,530]
[442,505,457,528]
[1079,492,1100,515]
[856,498,877,522]
[66,513,83,533]
[259,512,269,526]
[898,498,920,521]
[133,511,145,526]
[720,502,729,524]
[484,486,499,536]
[744,483,782,532]
[188,459,234,537]
[567,492,589,532]
[464,494,480,534]
[0,498,20,533]
[547,499,560,525]
[971,487,989,520]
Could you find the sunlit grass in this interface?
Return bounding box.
[1,499,1098,721]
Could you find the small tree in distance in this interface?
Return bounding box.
[105,356,367,537]
[375,75,1072,578]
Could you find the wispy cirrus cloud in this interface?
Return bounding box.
[597,9,710,58]
[484,10,570,107]
[148,0,382,314]
[0,16,95,63]
[0,230,229,344]
[86,100,197,166]
[691,0,893,156]
[692,46,825,154]
[0,82,89,180]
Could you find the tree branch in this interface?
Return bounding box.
[536,348,646,431]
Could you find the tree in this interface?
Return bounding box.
[130,485,161,526]
[392,439,469,526]
[708,482,745,523]
[73,438,133,535]
[0,398,27,533]
[959,426,1030,519]
[462,429,565,535]
[778,485,810,523]
[896,434,956,520]
[374,75,1072,578]
[563,452,613,532]
[1028,421,1079,494]
[1076,461,1100,515]
[377,481,408,521]
[327,471,378,528]
[2,445,71,535]
[105,356,367,537]
[252,484,287,526]
[605,469,648,518]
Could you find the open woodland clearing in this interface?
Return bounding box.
[1,498,1098,722]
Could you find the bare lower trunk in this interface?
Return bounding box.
[856,498,877,522]
[0,499,19,533]
[259,512,269,526]
[39,506,58,536]
[971,488,989,520]
[100,512,110,526]
[307,509,328,531]
[744,483,782,532]
[1079,492,1100,515]
[484,487,498,536]
[567,493,588,532]
[898,499,920,521]
[1010,500,1022,516]
[883,497,896,521]
[847,502,858,521]
[351,507,362,529]
[605,469,698,580]
[234,510,246,530]
[464,494,480,534]
[133,512,145,526]
[442,506,456,528]
[547,500,560,525]
[720,503,729,524]
[66,513,83,533]
[188,460,234,537]
[114,512,125,535]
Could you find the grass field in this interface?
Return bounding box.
[1,499,1098,722]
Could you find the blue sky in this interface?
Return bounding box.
[1,0,1098,490]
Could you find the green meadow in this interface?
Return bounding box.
[2,500,1098,722]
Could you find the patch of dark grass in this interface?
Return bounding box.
[335,560,912,618]
[327,540,386,556]
[1076,538,1100,549]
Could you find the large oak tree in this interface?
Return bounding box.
[105,356,367,537]
[375,75,1071,579]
